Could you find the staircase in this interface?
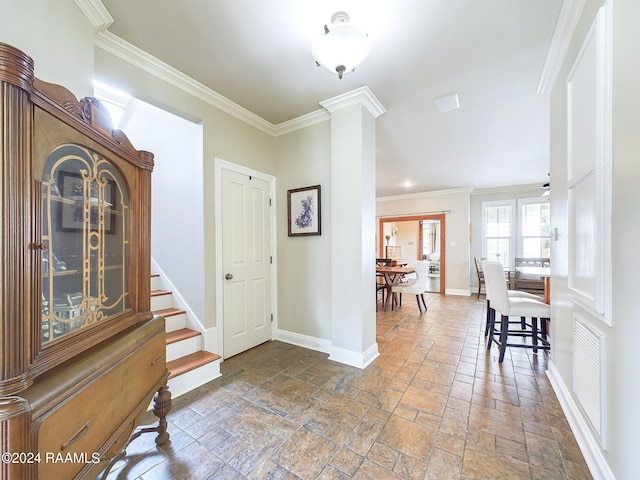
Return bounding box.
[151,274,221,399]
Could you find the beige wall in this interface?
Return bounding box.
[94,50,277,331]
[376,189,471,295]
[274,121,332,341]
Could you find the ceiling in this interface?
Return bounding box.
[98,0,562,197]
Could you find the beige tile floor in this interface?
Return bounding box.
[103,294,591,479]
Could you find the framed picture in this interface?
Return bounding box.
[59,171,116,234]
[287,185,321,237]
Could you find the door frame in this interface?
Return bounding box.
[378,214,446,294]
[214,158,277,360]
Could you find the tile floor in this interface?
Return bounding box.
[103,294,591,479]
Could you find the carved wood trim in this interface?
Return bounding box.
[0,42,34,91]
[31,80,154,171]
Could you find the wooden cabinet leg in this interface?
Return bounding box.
[153,384,171,446]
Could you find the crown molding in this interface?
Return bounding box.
[73,0,113,32]
[536,0,588,94]
[76,0,381,137]
[272,109,330,137]
[75,0,277,134]
[320,86,386,118]
[469,183,551,197]
[376,187,471,202]
[94,30,277,135]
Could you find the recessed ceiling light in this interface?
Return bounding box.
[434,93,460,113]
[402,181,412,188]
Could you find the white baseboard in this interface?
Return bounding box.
[546,361,614,480]
[329,342,379,369]
[276,329,332,354]
[276,328,379,369]
[445,288,471,296]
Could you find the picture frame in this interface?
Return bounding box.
[59,171,116,234]
[287,185,321,237]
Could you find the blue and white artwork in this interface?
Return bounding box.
[288,185,321,236]
[294,195,314,229]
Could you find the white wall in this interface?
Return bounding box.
[609,1,640,477]
[0,0,94,97]
[119,99,206,326]
[549,1,640,478]
[376,189,471,295]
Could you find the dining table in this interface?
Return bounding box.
[376,265,415,311]
[516,266,551,304]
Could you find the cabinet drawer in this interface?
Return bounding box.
[36,331,165,479]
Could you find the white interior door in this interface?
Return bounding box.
[221,169,272,358]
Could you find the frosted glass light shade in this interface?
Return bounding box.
[312,13,371,79]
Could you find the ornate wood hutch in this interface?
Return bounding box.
[0,43,170,479]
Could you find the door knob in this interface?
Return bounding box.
[225,273,233,280]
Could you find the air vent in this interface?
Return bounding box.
[573,314,607,446]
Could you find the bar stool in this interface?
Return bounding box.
[484,282,546,336]
[482,260,550,362]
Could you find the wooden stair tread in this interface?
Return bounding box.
[151,289,172,297]
[154,307,186,318]
[166,328,200,345]
[167,351,220,379]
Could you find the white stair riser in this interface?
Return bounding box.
[151,294,173,311]
[168,360,221,400]
[150,275,163,291]
[166,336,201,362]
[164,312,187,332]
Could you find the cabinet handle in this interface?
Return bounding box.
[61,421,90,451]
[151,355,163,366]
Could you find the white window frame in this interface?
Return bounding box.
[481,200,516,269]
[517,197,551,258]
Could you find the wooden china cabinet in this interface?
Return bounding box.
[0,43,170,479]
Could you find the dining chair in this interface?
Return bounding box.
[482,260,550,362]
[514,257,550,292]
[391,260,429,314]
[376,258,392,309]
[473,257,485,299]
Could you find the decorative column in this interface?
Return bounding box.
[0,43,35,394]
[320,87,385,368]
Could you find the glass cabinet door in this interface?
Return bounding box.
[41,144,129,344]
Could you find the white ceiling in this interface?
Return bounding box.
[98,0,562,197]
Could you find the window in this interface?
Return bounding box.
[482,201,515,269]
[93,81,130,129]
[481,198,551,270]
[519,199,551,258]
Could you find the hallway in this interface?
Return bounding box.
[105,294,590,479]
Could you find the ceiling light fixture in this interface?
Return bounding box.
[312,11,371,79]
